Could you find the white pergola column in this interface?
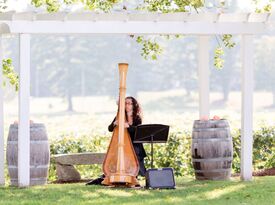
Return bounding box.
[18,33,30,187]
[198,36,210,118]
[241,35,254,181]
[0,35,4,185]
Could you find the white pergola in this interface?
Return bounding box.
[0,11,274,187]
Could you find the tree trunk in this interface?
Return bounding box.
[186,89,191,97]
[66,36,74,112]
[67,91,73,112]
[272,90,275,107]
[222,85,229,102]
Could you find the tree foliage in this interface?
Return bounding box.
[253,0,274,13]
[139,0,203,12]
[255,36,275,107]
[214,34,236,69]
[1,1,19,91]
[30,0,240,68]
[0,0,7,11]
[2,58,19,91]
[31,0,122,12]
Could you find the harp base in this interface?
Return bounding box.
[102,174,139,187]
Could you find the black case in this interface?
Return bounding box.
[145,167,176,189]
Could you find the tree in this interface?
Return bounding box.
[210,37,240,102]
[31,35,95,111]
[255,36,275,107]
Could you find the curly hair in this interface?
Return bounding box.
[125,96,142,123]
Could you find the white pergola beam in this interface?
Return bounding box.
[0,36,4,185]
[241,35,254,181]
[18,33,30,187]
[3,21,267,35]
[0,12,270,22]
[198,36,210,118]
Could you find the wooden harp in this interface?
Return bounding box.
[102,63,139,187]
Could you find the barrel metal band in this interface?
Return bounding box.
[193,127,230,132]
[194,168,231,173]
[31,177,48,181]
[192,138,232,141]
[192,157,233,162]
[8,165,49,169]
[7,140,49,144]
[10,177,47,181]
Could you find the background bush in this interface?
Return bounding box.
[232,126,275,173]
[144,130,193,176]
[49,125,275,181]
[49,134,109,181]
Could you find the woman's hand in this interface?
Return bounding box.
[113,121,129,128]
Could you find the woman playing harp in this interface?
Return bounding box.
[108,96,147,177]
[101,63,146,187]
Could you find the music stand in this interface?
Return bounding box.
[134,124,169,169]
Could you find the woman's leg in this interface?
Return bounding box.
[138,157,146,176]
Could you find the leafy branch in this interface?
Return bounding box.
[0,0,7,12]
[134,36,162,60]
[139,0,203,12]
[0,1,19,91]
[31,0,122,12]
[214,34,236,69]
[31,0,239,68]
[253,0,274,13]
[2,58,19,91]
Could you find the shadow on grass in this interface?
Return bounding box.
[1,177,275,205]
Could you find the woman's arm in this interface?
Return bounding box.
[108,117,117,132]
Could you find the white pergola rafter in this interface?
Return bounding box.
[0,11,273,34]
[0,11,274,187]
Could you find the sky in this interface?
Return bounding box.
[5,0,261,12]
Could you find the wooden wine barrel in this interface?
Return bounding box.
[6,123,50,186]
[192,119,233,180]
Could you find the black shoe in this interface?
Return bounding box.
[133,184,143,189]
[85,175,104,186]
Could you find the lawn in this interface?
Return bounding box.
[0,176,274,205]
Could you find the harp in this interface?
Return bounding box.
[102,63,139,187]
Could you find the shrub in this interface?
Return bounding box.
[144,130,193,176]
[49,133,109,181]
[232,126,275,173]
[49,125,275,181]
[49,130,193,180]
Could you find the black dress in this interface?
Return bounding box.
[108,117,147,176]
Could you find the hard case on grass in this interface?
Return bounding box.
[145,167,176,189]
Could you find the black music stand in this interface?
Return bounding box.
[134,124,169,169]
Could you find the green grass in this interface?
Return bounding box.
[0,176,274,205]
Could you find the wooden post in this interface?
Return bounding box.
[18,33,30,187]
[241,35,253,181]
[198,36,210,119]
[0,35,4,185]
